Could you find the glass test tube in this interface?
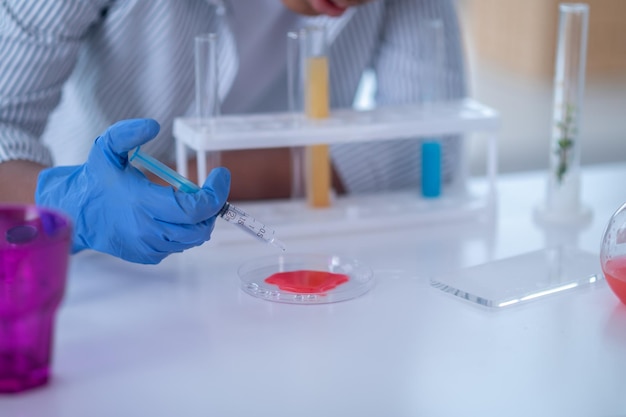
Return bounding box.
[543,3,589,219]
[287,31,303,121]
[195,33,221,170]
[287,31,305,199]
[418,19,446,198]
[301,26,331,208]
[418,19,446,106]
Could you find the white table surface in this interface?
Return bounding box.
[2,163,626,417]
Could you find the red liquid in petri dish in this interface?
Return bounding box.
[602,257,626,304]
[265,270,349,294]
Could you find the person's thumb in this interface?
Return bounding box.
[201,167,231,213]
[95,119,161,165]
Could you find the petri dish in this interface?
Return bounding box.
[238,253,374,304]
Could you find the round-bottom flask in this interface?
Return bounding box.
[600,202,626,304]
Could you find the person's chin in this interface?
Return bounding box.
[310,0,347,17]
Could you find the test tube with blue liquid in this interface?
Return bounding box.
[419,19,445,198]
[130,147,286,251]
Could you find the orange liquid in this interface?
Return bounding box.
[602,257,626,304]
[306,144,331,207]
[265,270,349,294]
[304,56,331,207]
[305,56,329,119]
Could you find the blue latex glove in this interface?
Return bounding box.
[35,118,230,264]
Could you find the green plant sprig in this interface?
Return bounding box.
[554,104,576,183]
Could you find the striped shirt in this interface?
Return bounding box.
[0,0,466,193]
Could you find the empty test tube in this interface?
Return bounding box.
[287,31,305,199]
[194,33,221,173]
[129,147,286,251]
[195,33,220,126]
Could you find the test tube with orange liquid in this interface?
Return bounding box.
[288,26,331,208]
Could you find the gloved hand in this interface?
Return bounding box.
[35,118,230,264]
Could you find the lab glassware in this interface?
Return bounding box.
[283,27,334,203]
[195,33,221,170]
[286,30,305,199]
[238,253,373,304]
[0,205,72,393]
[301,26,329,120]
[129,147,286,251]
[431,247,601,309]
[303,26,331,207]
[195,33,220,124]
[536,3,591,224]
[417,19,446,198]
[600,202,626,304]
[286,31,303,122]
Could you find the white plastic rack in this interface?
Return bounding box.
[173,98,500,243]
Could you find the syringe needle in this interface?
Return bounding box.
[129,147,286,251]
[271,239,287,252]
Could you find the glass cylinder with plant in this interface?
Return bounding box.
[538,3,590,223]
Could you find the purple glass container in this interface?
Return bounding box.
[0,205,72,393]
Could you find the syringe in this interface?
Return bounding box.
[129,147,286,251]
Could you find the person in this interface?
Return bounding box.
[0,0,466,264]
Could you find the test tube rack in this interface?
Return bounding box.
[173,98,500,243]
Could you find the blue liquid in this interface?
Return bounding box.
[421,140,441,198]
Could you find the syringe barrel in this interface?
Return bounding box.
[218,203,276,244]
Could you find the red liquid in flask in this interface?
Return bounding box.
[602,257,626,304]
[265,270,349,294]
